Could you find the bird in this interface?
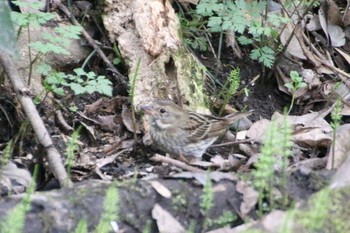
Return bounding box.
[141,99,251,162]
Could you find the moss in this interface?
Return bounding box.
[293,187,350,233]
[172,47,208,112]
[172,191,188,212]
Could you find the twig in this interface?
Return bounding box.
[150,154,205,173]
[210,139,254,148]
[0,53,72,188]
[55,110,74,133]
[53,0,128,86]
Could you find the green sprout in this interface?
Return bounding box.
[284,71,307,114]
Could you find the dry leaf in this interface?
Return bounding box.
[152,204,185,233]
[272,112,333,148]
[246,119,270,143]
[319,1,345,47]
[280,27,306,60]
[150,180,172,198]
[262,210,288,232]
[334,48,350,65]
[327,124,350,169]
[121,105,141,134]
[1,162,32,188]
[306,15,321,31]
[236,181,258,217]
[327,24,345,47]
[340,105,350,116]
[97,115,120,132]
[325,0,342,25]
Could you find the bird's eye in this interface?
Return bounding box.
[159,108,166,113]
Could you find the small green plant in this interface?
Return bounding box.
[196,0,290,67]
[207,211,237,228]
[200,176,214,231]
[179,9,209,51]
[172,192,187,211]
[253,120,278,215]
[73,218,88,233]
[29,24,82,55]
[41,66,112,97]
[128,58,141,141]
[69,105,78,113]
[11,0,82,85]
[94,184,120,233]
[65,126,81,176]
[187,220,197,233]
[11,1,54,29]
[142,220,152,233]
[252,113,293,215]
[217,67,240,115]
[0,140,13,168]
[112,44,125,66]
[297,188,331,232]
[277,113,293,208]
[330,99,342,169]
[292,188,350,232]
[284,71,307,114]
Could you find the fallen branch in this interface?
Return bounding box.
[0,53,72,188]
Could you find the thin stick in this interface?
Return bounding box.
[210,139,254,148]
[0,53,72,188]
[150,154,204,173]
[53,0,127,86]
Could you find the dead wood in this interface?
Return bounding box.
[0,179,240,233]
[0,53,72,188]
[102,0,208,112]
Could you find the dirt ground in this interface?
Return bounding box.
[1,1,345,232]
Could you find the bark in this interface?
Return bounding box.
[102,0,208,112]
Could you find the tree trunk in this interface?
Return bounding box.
[102,0,208,112]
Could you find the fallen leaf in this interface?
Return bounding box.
[1,162,32,188]
[236,180,258,217]
[152,204,185,233]
[150,180,172,198]
[262,210,288,232]
[246,119,270,143]
[272,112,333,148]
[327,124,350,169]
[306,15,321,31]
[97,114,120,132]
[280,26,306,60]
[121,105,141,134]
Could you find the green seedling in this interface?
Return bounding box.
[284,71,307,114]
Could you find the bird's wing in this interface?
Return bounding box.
[181,113,214,141]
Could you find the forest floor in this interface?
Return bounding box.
[0,1,349,232]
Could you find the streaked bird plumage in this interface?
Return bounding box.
[141,99,251,161]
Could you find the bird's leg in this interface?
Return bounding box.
[178,154,191,163]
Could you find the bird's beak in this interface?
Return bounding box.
[141,105,156,115]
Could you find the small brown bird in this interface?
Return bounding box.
[141,99,251,161]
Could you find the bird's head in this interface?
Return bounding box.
[141,100,185,129]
